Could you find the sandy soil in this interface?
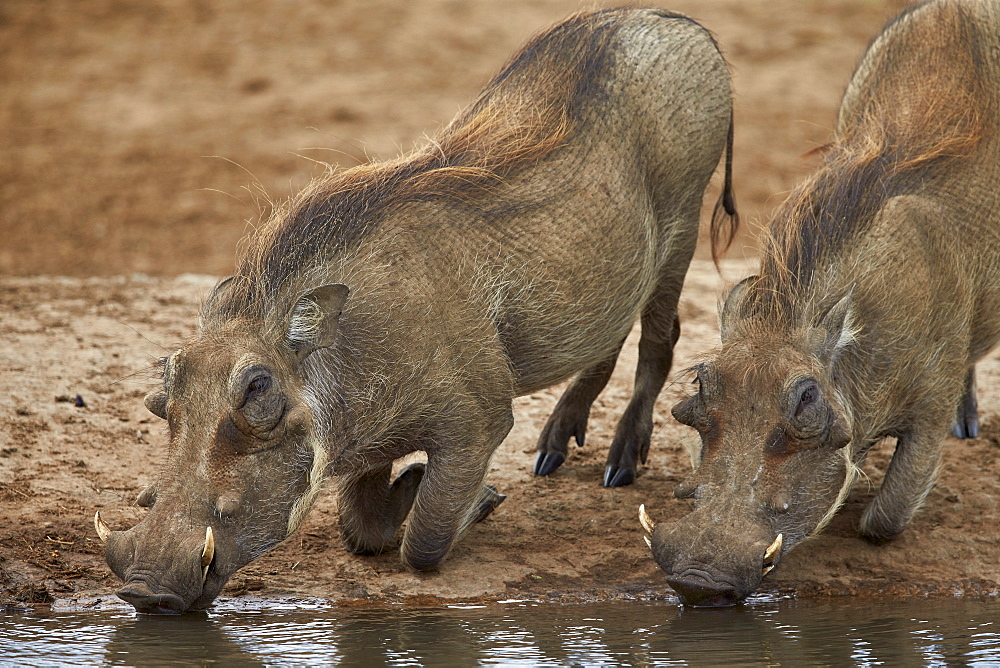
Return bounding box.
[4,0,999,609]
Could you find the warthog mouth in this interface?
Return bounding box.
[96,512,219,614]
[116,582,190,615]
[664,571,744,607]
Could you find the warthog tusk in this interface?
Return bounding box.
[643,534,652,550]
[201,526,215,567]
[94,511,111,542]
[201,526,214,583]
[764,533,783,563]
[761,534,783,577]
[638,504,655,534]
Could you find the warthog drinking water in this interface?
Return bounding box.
[94,8,737,613]
[642,0,1000,606]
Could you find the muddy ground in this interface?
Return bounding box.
[3,0,999,610]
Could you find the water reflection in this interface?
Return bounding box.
[104,612,265,666]
[2,598,998,666]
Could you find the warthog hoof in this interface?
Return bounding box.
[603,464,636,488]
[472,485,506,524]
[533,451,566,477]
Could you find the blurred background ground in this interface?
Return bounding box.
[2,0,908,276]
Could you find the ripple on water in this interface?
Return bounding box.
[2,598,1000,666]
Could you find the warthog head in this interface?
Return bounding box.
[96,282,348,613]
[642,284,856,606]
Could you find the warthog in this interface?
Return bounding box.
[94,7,738,613]
[641,0,1000,606]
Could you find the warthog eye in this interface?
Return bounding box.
[245,374,272,403]
[788,379,828,441]
[795,385,816,417]
[237,366,274,410]
[231,365,286,439]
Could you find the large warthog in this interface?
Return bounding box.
[641,0,1000,606]
[94,8,738,613]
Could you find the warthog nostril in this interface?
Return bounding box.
[762,533,783,577]
[665,577,742,607]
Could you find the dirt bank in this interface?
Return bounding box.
[2,260,999,609]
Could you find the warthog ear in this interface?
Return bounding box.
[285,284,350,359]
[200,275,237,331]
[812,289,857,367]
[719,275,757,342]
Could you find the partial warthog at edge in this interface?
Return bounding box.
[641,0,1000,606]
[94,7,738,613]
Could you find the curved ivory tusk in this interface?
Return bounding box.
[762,564,775,577]
[94,511,112,542]
[201,526,215,583]
[201,527,215,567]
[638,504,655,534]
[764,533,783,563]
[643,534,652,550]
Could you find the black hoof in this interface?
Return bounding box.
[603,465,635,488]
[951,418,979,439]
[533,451,566,476]
[472,485,506,524]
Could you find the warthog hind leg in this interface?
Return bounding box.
[534,339,625,477]
[338,462,425,555]
[604,305,682,488]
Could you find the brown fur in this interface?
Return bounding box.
[102,8,737,613]
[751,0,993,308]
[650,0,1000,606]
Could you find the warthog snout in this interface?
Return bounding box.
[641,504,784,606]
[97,512,223,614]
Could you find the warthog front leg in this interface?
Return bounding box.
[604,308,681,487]
[401,414,510,571]
[534,338,626,477]
[950,367,979,439]
[858,426,945,543]
[338,462,425,555]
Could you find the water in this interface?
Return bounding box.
[3,597,1000,666]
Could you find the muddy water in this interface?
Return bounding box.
[3,597,1000,666]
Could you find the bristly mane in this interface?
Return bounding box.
[745,0,994,321]
[211,10,633,326]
